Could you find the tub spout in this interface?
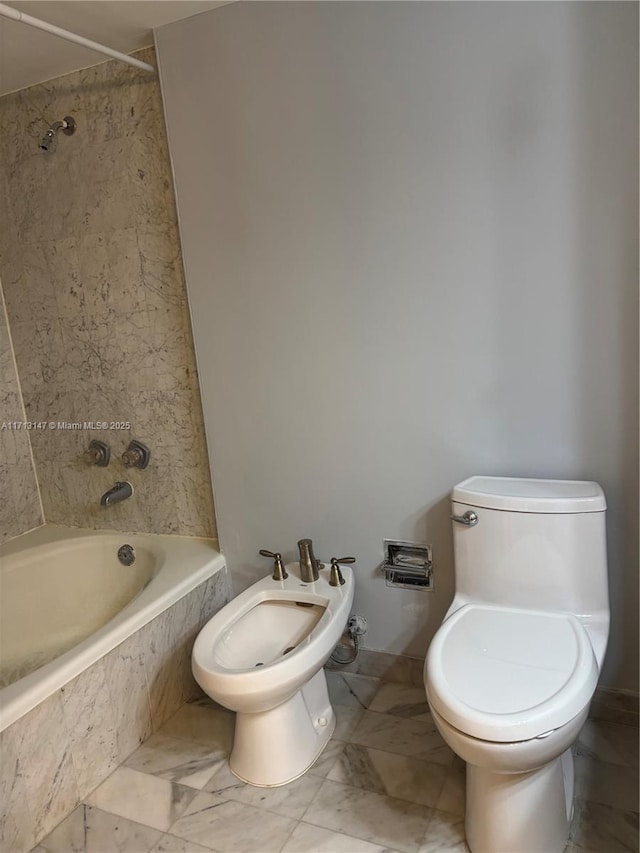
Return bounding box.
[100,481,133,507]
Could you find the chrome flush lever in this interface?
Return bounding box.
[450,510,478,526]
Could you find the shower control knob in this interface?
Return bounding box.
[84,439,110,467]
[122,440,151,469]
[259,549,288,582]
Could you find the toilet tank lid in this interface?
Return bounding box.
[452,476,606,513]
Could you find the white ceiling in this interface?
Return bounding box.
[0,1,228,95]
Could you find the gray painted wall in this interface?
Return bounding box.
[156,2,638,690]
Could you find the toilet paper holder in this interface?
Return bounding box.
[381,539,433,590]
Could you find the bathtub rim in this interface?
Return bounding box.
[0,524,226,732]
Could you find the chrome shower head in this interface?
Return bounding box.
[39,115,76,152]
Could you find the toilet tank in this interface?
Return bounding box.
[450,476,609,619]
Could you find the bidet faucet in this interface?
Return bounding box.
[100,481,133,507]
[297,538,323,582]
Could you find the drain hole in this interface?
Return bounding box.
[283,646,296,655]
[296,601,314,608]
[255,662,264,667]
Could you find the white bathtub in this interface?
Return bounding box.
[0,525,225,732]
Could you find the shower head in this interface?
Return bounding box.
[39,115,76,152]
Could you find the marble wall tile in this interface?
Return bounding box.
[0,727,35,853]
[103,631,154,762]
[59,659,120,799]
[0,284,42,542]
[0,47,216,539]
[7,692,80,841]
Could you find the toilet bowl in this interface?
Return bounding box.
[192,562,354,786]
[424,476,610,853]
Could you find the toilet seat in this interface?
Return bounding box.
[426,603,598,743]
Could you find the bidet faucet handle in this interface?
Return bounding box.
[259,549,289,581]
[330,557,356,565]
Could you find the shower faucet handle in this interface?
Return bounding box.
[84,439,110,467]
[259,549,289,582]
[122,440,151,469]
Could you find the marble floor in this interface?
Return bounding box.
[33,672,639,853]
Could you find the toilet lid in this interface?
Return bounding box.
[426,604,598,742]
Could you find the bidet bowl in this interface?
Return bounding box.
[192,564,354,713]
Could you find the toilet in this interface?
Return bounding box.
[424,476,609,853]
[192,560,354,787]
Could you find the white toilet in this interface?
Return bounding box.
[192,559,354,786]
[424,476,609,853]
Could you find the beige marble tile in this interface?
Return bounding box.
[574,754,639,813]
[0,46,216,540]
[308,739,347,778]
[125,734,227,790]
[103,632,153,762]
[0,726,35,853]
[418,810,468,853]
[282,822,399,853]
[36,803,162,852]
[577,720,639,770]
[435,757,466,817]
[203,762,323,819]
[150,835,215,853]
[85,767,196,833]
[327,743,448,808]
[349,711,454,767]
[334,704,365,741]
[158,702,235,753]
[368,683,430,720]
[326,672,382,709]
[303,779,433,853]
[60,659,120,798]
[167,790,297,853]
[8,692,80,841]
[570,798,639,852]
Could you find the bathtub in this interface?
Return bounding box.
[0,524,226,732]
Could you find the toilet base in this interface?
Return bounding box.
[229,668,335,787]
[466,748,574,853]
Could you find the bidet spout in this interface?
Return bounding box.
[100,481,133,507]
[297,538,322,582]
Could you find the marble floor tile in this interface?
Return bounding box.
[350,711,454,767]
[570,798,639,852]
[326,672,382,709]
[167,790,297,853]
[574,755,639,813]
[308,739,347,778]
[369,683,430,721]
[436,757,466,817]
[303,779,433,853]
[203,762,324,819]
[150,834,215,852]
[418,810,468,853]
[125,733,227,789]
[282,821,399,852]
[85,766,197,832]
[577,720,639,770]
[36,803,162,852]
[158,703,234,753]
[334,704,365,741]
[327,743,448,808]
